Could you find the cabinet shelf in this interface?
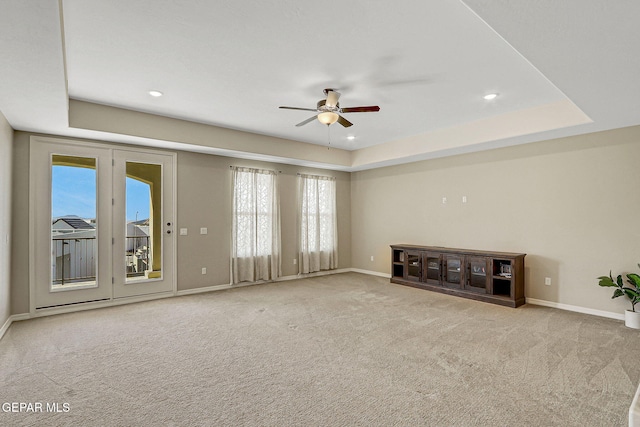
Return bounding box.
[390,244,526,308]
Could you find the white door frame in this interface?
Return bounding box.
[28,135,177,315]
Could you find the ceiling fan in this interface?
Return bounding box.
[279,88,380,128]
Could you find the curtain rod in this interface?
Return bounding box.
[297,173,336,179]
[229,166,281,173]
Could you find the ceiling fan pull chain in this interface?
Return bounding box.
[327,124,331,150]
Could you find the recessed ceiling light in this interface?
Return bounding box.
[483,93,498,100]
[347,135,356,140]
[148,90,163,97]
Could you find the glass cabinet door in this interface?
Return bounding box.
[466,256,489,293]
[423,252,442,285]
[406,251,421,282]
[443,255,463,288]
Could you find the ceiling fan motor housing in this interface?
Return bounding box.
[317,99,339,113]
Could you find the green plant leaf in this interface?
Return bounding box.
[598,267,640,311]
[598,277,617,287]
[626,273,640,289]
[623,289,639,299]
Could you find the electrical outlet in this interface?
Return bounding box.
[370,256,374,262]
[202,268,207,275]
[545,277,551,286]
[442,197,447,204]
[462,196,467,203]
[180,228,188,236]
[200,227,208,235]
[293,258,297,265]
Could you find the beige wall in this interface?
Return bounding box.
[10,125,640,316]
[69,100,352,169]
[351,125,640,314]
[0,111,12,326]
[11,132,32,314]
[10,132,351,313]
[176,151,351,291]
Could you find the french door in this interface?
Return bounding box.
[30,137,175,310]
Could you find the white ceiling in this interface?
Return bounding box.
[0,1,639,170]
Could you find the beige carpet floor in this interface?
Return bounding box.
[1,272,639,426]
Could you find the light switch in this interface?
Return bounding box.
[200,228,208,235]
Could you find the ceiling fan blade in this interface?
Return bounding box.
[280,106,318,112]
[340,106,380,113]
[295,115,318,127]
[337,115,353,128]
[325,90,340,108]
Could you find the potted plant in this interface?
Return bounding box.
[598,264,640,328]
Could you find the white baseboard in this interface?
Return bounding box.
[525,298,624,320]
[10,313,30,321]
[28,292,175,319]
[0,315,11,341]
[0,313,30,341]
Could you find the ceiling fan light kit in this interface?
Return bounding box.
[317,111,339,125]
[280,88,380,128]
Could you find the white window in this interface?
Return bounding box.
[298,174,337,273]
[231,167,280,283]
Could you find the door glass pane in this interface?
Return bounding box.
[126,162,162,282]
[51,155,97,290]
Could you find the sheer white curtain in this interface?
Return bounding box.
[298,174,337,274]
[231,167,281,284]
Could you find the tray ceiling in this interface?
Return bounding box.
[0,1,638,170]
